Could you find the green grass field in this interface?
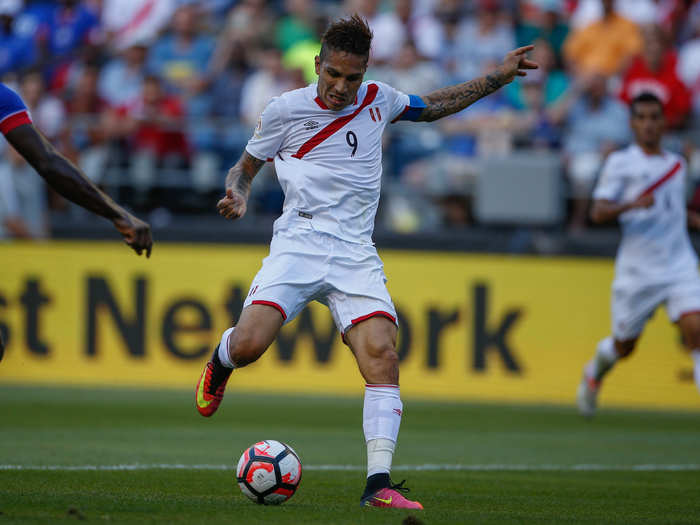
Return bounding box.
[1,385,699,524]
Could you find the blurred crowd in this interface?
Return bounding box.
[2,0,700,239]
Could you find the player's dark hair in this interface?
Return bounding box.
[630,92,664,115]
[319,14,373,63]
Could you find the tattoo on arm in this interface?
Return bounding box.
[418,72,506,122]
[225,151,265,198]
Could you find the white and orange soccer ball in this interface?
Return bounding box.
[236,440,302,505]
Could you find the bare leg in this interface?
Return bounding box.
[195,303,284,417]
[226,304,284,367]
[677,313,700,393]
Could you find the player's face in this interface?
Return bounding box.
[630,102,665,149]
[315,50,367,111]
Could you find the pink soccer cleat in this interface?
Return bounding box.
[361,480,424,510]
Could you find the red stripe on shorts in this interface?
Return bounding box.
[251,300,287,320]
[351,310,397,326]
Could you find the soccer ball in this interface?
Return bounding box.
[236,440,302,505]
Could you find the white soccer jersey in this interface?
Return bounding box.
[593,144,698,285]
[245,81,422,244]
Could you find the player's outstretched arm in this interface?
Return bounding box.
[217,151,266,220]
[590,195,655,224]
[416,46,538,122]
[4,123,152,257]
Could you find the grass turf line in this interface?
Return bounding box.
[0,385,699,524]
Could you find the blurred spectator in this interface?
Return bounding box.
[563,0,642,77]
[432,0,465,83]
[209,39,251,167]
[570,0,659,29]
[505,39,569,113]
[557,74,630,231]
[120,74,189,163]
[371,40,443,177]
[510,72,562,150]
[64,65,110,183]
[102,0,176,52]
[0,145,48,239]
[240,46,295,127]
[516,0,569,64]
[98,42,148,108]
[0,0,37,76]
[368,0,443,64]
[20,69,65,142]
[275,0,316,53]
[210,0,275,75]
[147,3,215,109]
[283,12,326,85]
[453,0,515,81]
[42,0,101,90]
[677,8,700,120]
[619,24,691,130]
[46,0,100,57]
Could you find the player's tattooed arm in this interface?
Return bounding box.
[417,45,538,122]
[218,151,266,220]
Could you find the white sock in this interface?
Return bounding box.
[217,327,235,368]
[692,350,700,394]
[588,336,618,382]
[363,384,402,477]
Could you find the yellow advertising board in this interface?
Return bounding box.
[1,241,698,410]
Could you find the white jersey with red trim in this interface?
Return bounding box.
[593,144,698,285]
[245,81,415,245]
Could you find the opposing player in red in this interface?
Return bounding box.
[195,15,536,508]
[0,82,152,358]
[577,92,700,417]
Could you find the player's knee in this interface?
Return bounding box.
[229,329,267,367]
[367,340,399,376]
[615,339,636,358]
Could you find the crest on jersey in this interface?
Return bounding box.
[303,120,320,130]
[253,115,263,139]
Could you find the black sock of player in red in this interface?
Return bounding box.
[361,473,391,499]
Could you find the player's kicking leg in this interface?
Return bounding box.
[577,337,636,417]
[344,316,423,510]
[195,304,284,417]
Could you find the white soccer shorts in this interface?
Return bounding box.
[242,228,397,335]
[611,273,700,340]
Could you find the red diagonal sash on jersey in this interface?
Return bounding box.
[640,160,682,197]
[292,84,379,159]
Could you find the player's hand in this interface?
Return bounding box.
[496,45,539,85]
[217,188,248,220]
[630,193,655,210]
[113,213,153,257]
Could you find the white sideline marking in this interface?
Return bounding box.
[1,464,699,472]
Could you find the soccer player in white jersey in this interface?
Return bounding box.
[195,15,537,508]
[577,92,700,417]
